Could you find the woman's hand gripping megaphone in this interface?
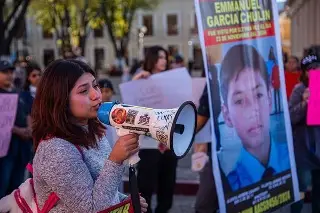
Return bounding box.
[97,101,144,166]
[114,129,141,166]
[108,131,140,165]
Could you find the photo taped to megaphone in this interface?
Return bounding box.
[97,101,197,159]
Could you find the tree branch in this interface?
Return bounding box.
[121,3,136,57]
[3,0,30,53]
[101,0,118,56]
[3,0,24,30]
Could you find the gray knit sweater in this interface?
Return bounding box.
[33,136,127,213]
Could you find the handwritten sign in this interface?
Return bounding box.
[192,78,212,143]
[119,68,193,109]
[307,70,320,125]
[150,68,193,108]
[0,94,18,157]
[98,199,133,213]
[120,79,165,108]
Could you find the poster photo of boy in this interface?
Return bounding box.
[218,44,290,191]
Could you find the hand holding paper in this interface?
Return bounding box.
[191,152,209,172]
[0,94,18,157]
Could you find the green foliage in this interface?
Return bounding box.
[29,0,160,56]
[101,0,160,43]
[29,0,102,47]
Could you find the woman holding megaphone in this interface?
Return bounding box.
[132,46,178,213]
[30,59,148,212]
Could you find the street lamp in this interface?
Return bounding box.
[138,25,147,60]
[141,26,147,34]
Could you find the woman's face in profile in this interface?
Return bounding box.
[69,73,102,124]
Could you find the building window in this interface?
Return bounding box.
[142,15,153,36]
[94,27,104,38]
[166,14,178,36]
[42,29,53,39]
[43,49,55,67]
[191,13,198,35]
[94,48,105,71]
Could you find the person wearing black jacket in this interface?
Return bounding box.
[194,65,221,213]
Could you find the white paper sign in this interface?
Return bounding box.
[119,79,165,108]
[191,78,212,143]
[191,78,207,105]
[0,94,18,157]
[119,67,193,109]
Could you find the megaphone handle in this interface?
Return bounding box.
[116,129,141,213]
[115,128,141,166]
[129,166,142,213]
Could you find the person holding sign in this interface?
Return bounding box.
[31,59,147,212]
[19,62,42,161]
[132,46,177,213]
[0,60,32,199]
[220,44,290,191]
[289,54,320,213]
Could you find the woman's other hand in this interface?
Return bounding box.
[132,71,151,80]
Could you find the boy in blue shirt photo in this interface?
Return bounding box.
[219,44,290,191]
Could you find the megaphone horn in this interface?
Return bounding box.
[97,101,197,213]
[97,101,197,159]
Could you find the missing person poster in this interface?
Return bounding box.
[194,0,300,212]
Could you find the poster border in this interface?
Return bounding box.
[193,0,300,212]
[270,0,300,202]
[193,0,226,212]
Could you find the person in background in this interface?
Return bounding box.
[20,62,42,162]
[170,55,185,69]
[97,79,117,145]
[98,78,115,103]
[98,78,123,192]
[132,45,176,213]
[270,49,281,114]
[21,62,42,117]
[193,65,221,213]
[121,66,131,83]
[73,47,88,63]
[0,60,32,199]
[285,56,301,100]
[289,54,320,213]
[129,58,143,76]
[13,58,28,91]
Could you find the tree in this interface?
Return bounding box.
[0,0,31,57]
[101,0,159,67]
[29,0,102,57]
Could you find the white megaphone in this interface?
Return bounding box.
[97,101,197,165]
